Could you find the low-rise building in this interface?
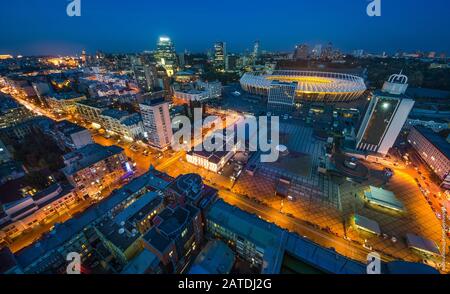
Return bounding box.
[45,92,86,115]
[172,80,222,103]
[186,131,240,173]
[100,109,144,141]
[75,100,109,124]
[0,183,77,240]
[0,161,26,185]
[408,126,450,188]
[62,144,127,198]
[405,117,449,132]
[0,94,33,129]
[48,120,93,151]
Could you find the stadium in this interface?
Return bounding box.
[240,70,367,103]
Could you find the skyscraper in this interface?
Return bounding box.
[311,45,322,59]
[139,97,173,150]
[253,40,260,59]
[356,73,415,155]
[321,42,333,60]
[154,37,178,77]
[213,42,227,72]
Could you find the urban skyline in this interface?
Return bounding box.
[1,0,450,282]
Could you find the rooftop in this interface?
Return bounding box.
[207,200,368,274]
[14,169,171,269]
[143,227,172,253]
[121,113,142,126]
[55,120,87,136]
[188,240,235,274]
[168,174,203,203]
[413,126,450,159]
[114,191,162,225]
[0,94,22,113]
[120,248,159,274]
[101,109,130,120]
[0,161,25,181]
[96,218,140,251]
[49,92,85,101]
[62,143,123,175]
[364,186,405,212]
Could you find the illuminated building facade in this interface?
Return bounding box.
[214,42,227,71]
[139,98,173,150]
[0,183,78,240]
[62,144,127,198]
[154,37,178,77]
[0,94,33,129]
[172,80,222,103]
[46,92,86,115]
[240,70,366,103]
[408,126,450,188]
[356,73,415,155]
[186,131,240,173]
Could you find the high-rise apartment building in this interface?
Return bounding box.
[133,64,158,92]
[139,98,173,150]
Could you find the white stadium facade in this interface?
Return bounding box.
[240,70,367,103]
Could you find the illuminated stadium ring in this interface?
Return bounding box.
[240,70,367,102]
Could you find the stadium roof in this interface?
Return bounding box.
[240,70,366,94]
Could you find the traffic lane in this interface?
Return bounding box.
[215,186,387,264]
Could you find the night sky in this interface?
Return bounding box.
[1,0,449,56]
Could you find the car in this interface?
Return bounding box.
[363,244,373,250]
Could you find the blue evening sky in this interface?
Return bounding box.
[0,0,449,56]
